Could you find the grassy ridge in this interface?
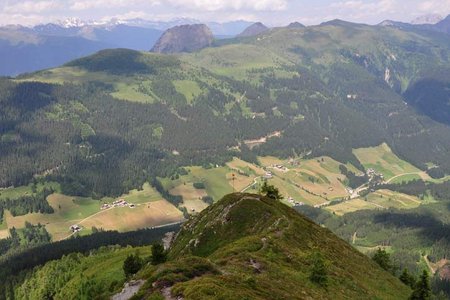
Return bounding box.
[136,193,410,299]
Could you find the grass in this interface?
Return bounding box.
[0,182,60,200]
[111,82,155,103]
[353,143,424,180]
[159,167,231,203]
[185,44,293,80]
[173,80,203,104]
[326,189,422,215]
[389,174,422,184]
[80,200,183,232]
[259,156,352,202]
[120,183,161,204]
[170,183,209,214]
[16,245,151,299]
[139,193,411,299]
[325,199,380,215]
[365,190,421,209]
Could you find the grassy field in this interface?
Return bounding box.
[365,190,422,209]
[325,199,381,215]
[170,184,209,213]
[173,80,203,104]
[0,181,60,200]
[159,167,231,202]
[120,183,161,204]
[353,143,426,180]
[81,200,183,233]
[259,156,354,203]
[326,189,422,215]
[389,173,423,184]
[185,44,294,80]
[4,194,101,241]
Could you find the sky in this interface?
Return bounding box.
[1,0,450,26]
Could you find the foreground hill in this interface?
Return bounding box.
[135,193,410,299]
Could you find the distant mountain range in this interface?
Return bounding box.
[380,14,450,34]
[2,15,450,76]
[0,18,254,76]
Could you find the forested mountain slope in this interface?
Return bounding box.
[2,21,450,198]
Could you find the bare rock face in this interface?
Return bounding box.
[237,22,269,37]
[151,24,213,53]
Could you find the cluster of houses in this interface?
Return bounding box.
[367,168,384,180]
[263,171,273,179]
[101,199,135,210]
[70,224,81,233]
[270,164,288,172]
[366,168,385,191]
[287,196,304,207]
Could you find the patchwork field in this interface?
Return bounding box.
[1,146,436,242]
[2,183,180,241]
[80,200,183,233]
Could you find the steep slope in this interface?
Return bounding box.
[151,24,214,53]
[238,22,269,37]
[136,193,410,299]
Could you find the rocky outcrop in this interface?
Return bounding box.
[151,24,213,53]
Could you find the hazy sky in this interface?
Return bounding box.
[1,0,450,26]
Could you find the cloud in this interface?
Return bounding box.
[167,0,288,11]
[70,0,160,11]
[3,1,62,14]
[418,0,450,13]
[330,0,395,14]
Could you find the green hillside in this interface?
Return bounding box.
[9,22,450,196]
[135,193,410,299]
[14,246,150,300]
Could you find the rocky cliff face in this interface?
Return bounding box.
[151,24,213,53]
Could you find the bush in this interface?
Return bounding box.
[123,253,143,278]
[193,182,206,189]
[309,252,328,287]
[372,248,392,272]
[151,242,167,265]
[202,196,214,205]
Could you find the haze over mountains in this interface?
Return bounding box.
[0,18,253,76]
[3,14,450,76]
